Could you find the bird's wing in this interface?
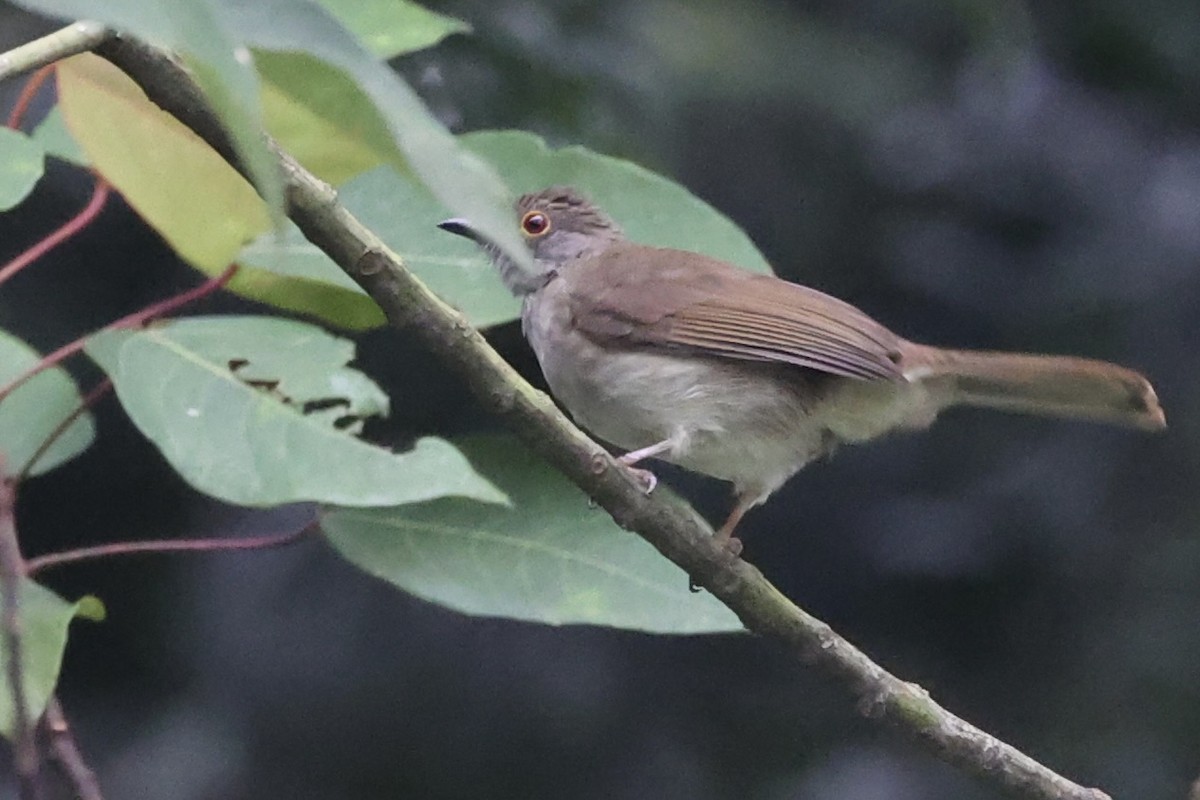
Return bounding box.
[562,243,904,381]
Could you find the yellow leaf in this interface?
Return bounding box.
[56,53,270,272]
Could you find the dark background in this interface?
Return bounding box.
[1,1,1198,798]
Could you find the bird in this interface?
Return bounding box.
[438,186,1165,554]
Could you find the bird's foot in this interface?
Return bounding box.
[621,464,658,494]
[688,530,744,592]
[721,535,744,558]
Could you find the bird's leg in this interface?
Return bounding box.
[687,493,753,592]
[617,439,673,494]
[712,495,754,557]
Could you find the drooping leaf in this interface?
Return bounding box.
[29,107,88,167]
[323,435,744,634]
[313,0,469,58]
[255,50,395,184]
[239,130,774,329]
[0,128,45,211]
[11,0,285,225]
[0,330,95,478]
[222,0,530,269]
[84,316,506,508]
[0,581,98,740]
[56,54,271,272]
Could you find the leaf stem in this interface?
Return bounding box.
[16,378,113,482]
[0,263,238,406]
[0,176,110,289]
[25,521,317,575]
[5,64,55,131]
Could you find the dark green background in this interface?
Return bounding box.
[1,1,1197,798]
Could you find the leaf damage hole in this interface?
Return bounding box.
[333,415,363,430]
[302,397,351,415]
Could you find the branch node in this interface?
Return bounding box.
[356,249,386,277]
[490,387,517,413]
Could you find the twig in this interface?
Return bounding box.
[0,176,111,288]
[1,25,1110,800]
[42,697,102,800]
[0,263,238,406]
[0,466,41,799]
[0,21,108,83]
[17,378,112,482]
[5,64,55,130]
[26,522,316,575]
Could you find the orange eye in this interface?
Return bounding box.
[521,211,551,237]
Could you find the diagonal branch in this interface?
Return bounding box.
[42,697,102,800]
[2,25,1110,800]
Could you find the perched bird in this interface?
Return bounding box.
[439,186,1164,553]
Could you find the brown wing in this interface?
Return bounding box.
[562,242,904,381]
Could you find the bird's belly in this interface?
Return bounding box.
[529,322,830,495]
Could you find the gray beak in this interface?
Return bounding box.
[437,218,477,241]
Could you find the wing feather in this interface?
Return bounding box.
[563,243,904,381]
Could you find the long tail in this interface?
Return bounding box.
[903,346,1166,430]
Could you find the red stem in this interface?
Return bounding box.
[0,177,111,288]
[25,521,316,575]
[16,378,113,482]
[5,65,55,131]
[0,264,239,406]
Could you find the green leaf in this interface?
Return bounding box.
[239,130,773,329]
[216,257,386,331]
[56,54,272,272]
[255,49,396,184]
[0,330,96,478]
[313,0,469,58]
[323,435,744,634]
[475,130,773,272]
[0,581,96,740]
[227,0,530,270]
[11,0,286,226]
[0,128,45,211]
[84,316,506,508]
[29,107,88,167]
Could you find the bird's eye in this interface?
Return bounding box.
[521,211,551,237]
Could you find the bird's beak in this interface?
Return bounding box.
[437,218,477,241]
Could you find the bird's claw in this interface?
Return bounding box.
[688,535,743,592]
[623,466,658,494]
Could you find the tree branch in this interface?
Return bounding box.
[0,468,42,799]
[2,25,1112,800]
[42,697,102,800]
[0,21,108,82]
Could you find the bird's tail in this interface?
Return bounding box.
[904,346,1165,430]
